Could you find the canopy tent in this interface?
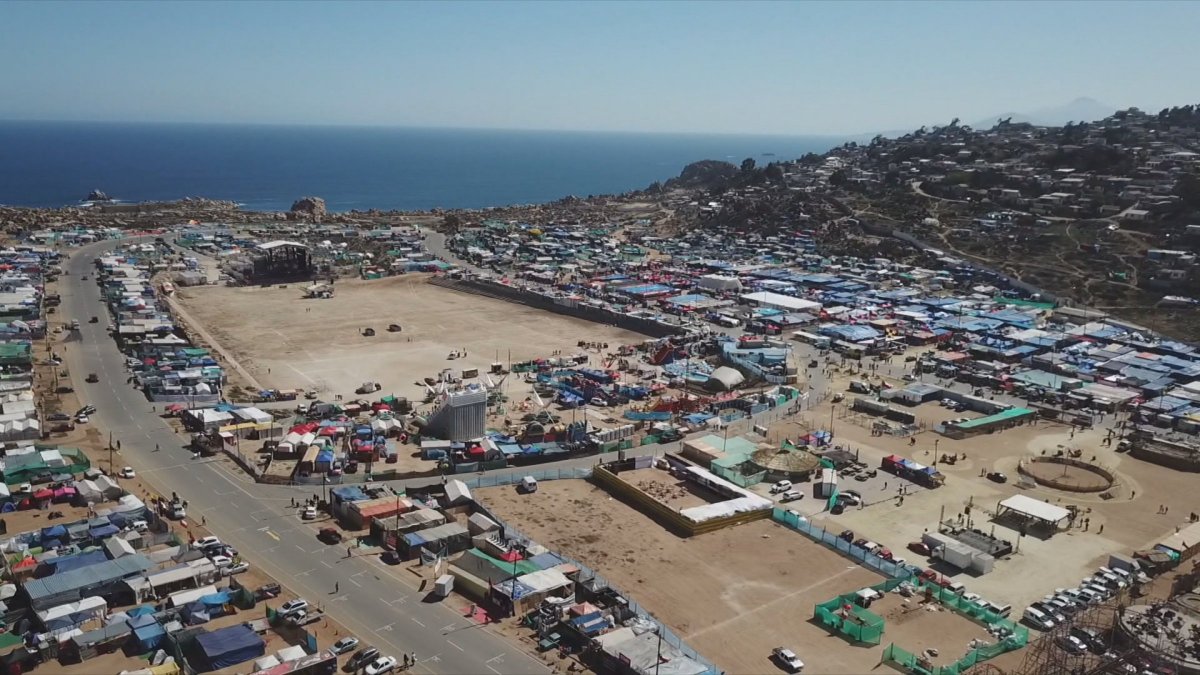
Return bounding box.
[996,494,1070,526]
[195,625,265,671]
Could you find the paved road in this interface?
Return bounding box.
[60,238,549,675]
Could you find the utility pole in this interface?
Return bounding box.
[108,430,114,471]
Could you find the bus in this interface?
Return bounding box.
[793,331,831,349]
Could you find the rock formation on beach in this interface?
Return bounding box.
[288,196,327,221]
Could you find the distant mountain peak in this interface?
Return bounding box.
[975,97,1115,129]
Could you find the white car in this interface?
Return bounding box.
[280,599,309,616]
[75,414,89,424]
[195,536,222,550]
[224,561,250,576]
[772,647,804,673]
[119,467,136,479]
[364,655,398,675]
[210,555,233,569]
[130,520,149,533]
[302,505,317,520]
[769,480,793,494]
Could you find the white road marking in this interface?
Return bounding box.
[411,617,425,627]
[487,666,502,674]
[446,639,464,652]
[348,577,361,587]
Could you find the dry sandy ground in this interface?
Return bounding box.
[477,478,886,675]
[781,353,1200,613]
[175,275,644,402]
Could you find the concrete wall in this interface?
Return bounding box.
[428,277,686,338]
[592,463,770,536]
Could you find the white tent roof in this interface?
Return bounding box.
[999,494,1070,524]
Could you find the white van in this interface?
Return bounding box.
[1023,607,1054,630]
[983,601,1012,618]
[519,476,538,494]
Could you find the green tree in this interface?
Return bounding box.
[740,157,757,173]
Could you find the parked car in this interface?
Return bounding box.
[318,527,343,544]
[985,472,1008,483]
[364,655,398,675]
[76,405,97,416]
[1056,635,1087,655]
[907,541,931,556]
[48,412,70,421]
[769,480,793,494]
[195,536,222,550]
[224,561,250,575]
[771,647,804,673]
[279,599,309,617]
[255,583,282,599]
[780,490,804,502]
[838,490,862,506]
[331,637,360,655]
[302,505,317,520]
[346,647,380,672]
[119,467,136,479]
[75,414,89,424]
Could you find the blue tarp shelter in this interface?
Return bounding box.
[88,524,120,540]
[196,625,265,671]
[130,614,165,651]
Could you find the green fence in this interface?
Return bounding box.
[880,580,1029,674]
[812,579,908,645]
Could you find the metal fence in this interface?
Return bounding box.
[460,466,593,489]
[772,508,918,579]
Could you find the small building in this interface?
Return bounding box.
[490,567,575,616]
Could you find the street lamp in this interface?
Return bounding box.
[650,625,664,675]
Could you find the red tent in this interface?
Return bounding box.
[33,488,53,501]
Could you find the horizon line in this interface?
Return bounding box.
[0,116,873,140]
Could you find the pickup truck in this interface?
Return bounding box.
[286,610,324,627]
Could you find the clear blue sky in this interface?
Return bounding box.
[2,1,1197,135]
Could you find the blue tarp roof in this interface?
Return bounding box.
[196,625,265,671]
[198,591,232,606]
[45,550,107,576]
[88,524,120,540]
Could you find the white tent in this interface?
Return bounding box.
[997,494,1070,525]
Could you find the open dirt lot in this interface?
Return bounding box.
[872,591,998,669]
[477,478,885,675]
[174,275,645,402]
[777,354,1200,612]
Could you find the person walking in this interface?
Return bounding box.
[334,582,339,593]
[410,652,416,667]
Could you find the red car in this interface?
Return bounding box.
[908,541,931,556]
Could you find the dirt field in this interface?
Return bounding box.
[778,351,1200,613]
[476,478,884,675]
[620,467,724,510]
[872,591,997,669]
[174,275,645,402]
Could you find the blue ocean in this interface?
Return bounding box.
[0,121,842,212]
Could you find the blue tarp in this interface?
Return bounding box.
[88,524,120,540]
[127,605,157,617]
[131,614,165,651]
[45,550,107,576]
[198,591,232,607]
[196,625,265,670]
[40,525,67,542]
